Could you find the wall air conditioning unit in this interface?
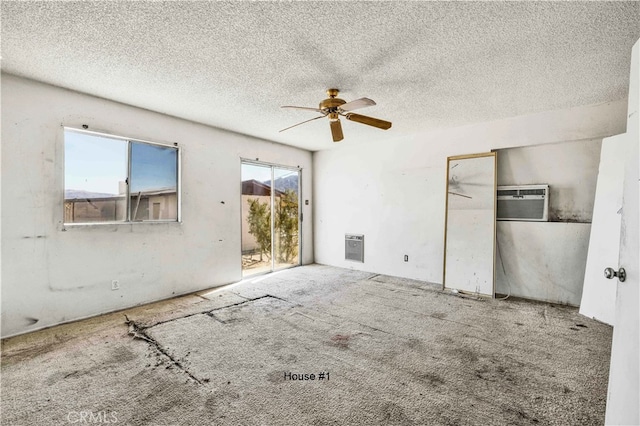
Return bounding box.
[497,184,549,221]
[345,234,364,262]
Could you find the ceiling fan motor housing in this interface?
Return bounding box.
[319,97,346,112]
[279,88,391,142]
[320,88,345,117]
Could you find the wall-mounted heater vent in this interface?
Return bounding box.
[497,185,549,221]
[345,234,364,262]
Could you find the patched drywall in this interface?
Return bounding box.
[313,99,627,287]
[0,74,313,338]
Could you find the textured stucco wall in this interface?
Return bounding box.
[1,74,313,338]
[313,99,627,294]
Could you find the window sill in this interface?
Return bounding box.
[61,220,182,231]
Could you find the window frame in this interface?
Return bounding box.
[63,127,182,225]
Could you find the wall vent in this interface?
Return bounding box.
[497,184,549,221]
[345,234,364,262]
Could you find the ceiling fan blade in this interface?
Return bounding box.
[345,113,392,130]
[281,105,323,113]
[339,97,376,112]
[330,119,344,142]
[279,115,325,132]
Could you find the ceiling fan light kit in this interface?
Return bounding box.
[280,89,392,142]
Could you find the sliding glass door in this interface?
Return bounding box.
[273,167,300,270]
[241,161,300,277]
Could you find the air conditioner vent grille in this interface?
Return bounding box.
[497,185,549,221]
[345,234,364,262]
[520,189,546,196]
[499,200,545,220]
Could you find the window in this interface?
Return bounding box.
[64,128,179,224]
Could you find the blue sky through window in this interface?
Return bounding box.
[64,131,127,195]
[65,130,178,197]
[130,142,177,193]
[242,163,272,183]
[242,165,298,184]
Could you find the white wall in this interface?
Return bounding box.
[497,139,602,222]
[1,74,313,338]
[494,139,601,305]
[496,222,590,305]
[313,100,627,286]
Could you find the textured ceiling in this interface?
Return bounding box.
[2,1,639,151]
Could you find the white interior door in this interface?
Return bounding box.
[579,134,628,325]
[604,38,639,426]
[443,152,496,297]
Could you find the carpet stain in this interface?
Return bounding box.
[378,401,414,425]
[330,334,350,349]
[503,405,541,424]
[109,346,138,363]
[1,333,75,364]
[404,338,425,351]
[128,378,196,425]
[2,266,613,426]
[276,353,298,363]
[267,370,284,383]
[435,335,454,345]
[205,389,241,416]
[45,369,91,386]
[311,416,340,425]
[453,347,479,363]
[417,371,445,386]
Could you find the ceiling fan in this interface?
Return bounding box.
[279,89,392,142]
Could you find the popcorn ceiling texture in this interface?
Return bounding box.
[2,1,639,151]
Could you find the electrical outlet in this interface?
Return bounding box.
[404,255,409,262]
[111,280,120,290]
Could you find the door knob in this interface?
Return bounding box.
[604,267,626,282]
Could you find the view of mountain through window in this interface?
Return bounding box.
[64,129,179,223]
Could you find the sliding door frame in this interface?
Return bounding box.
[240,159,302,276]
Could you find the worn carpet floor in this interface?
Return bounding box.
[1,264,612,425]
